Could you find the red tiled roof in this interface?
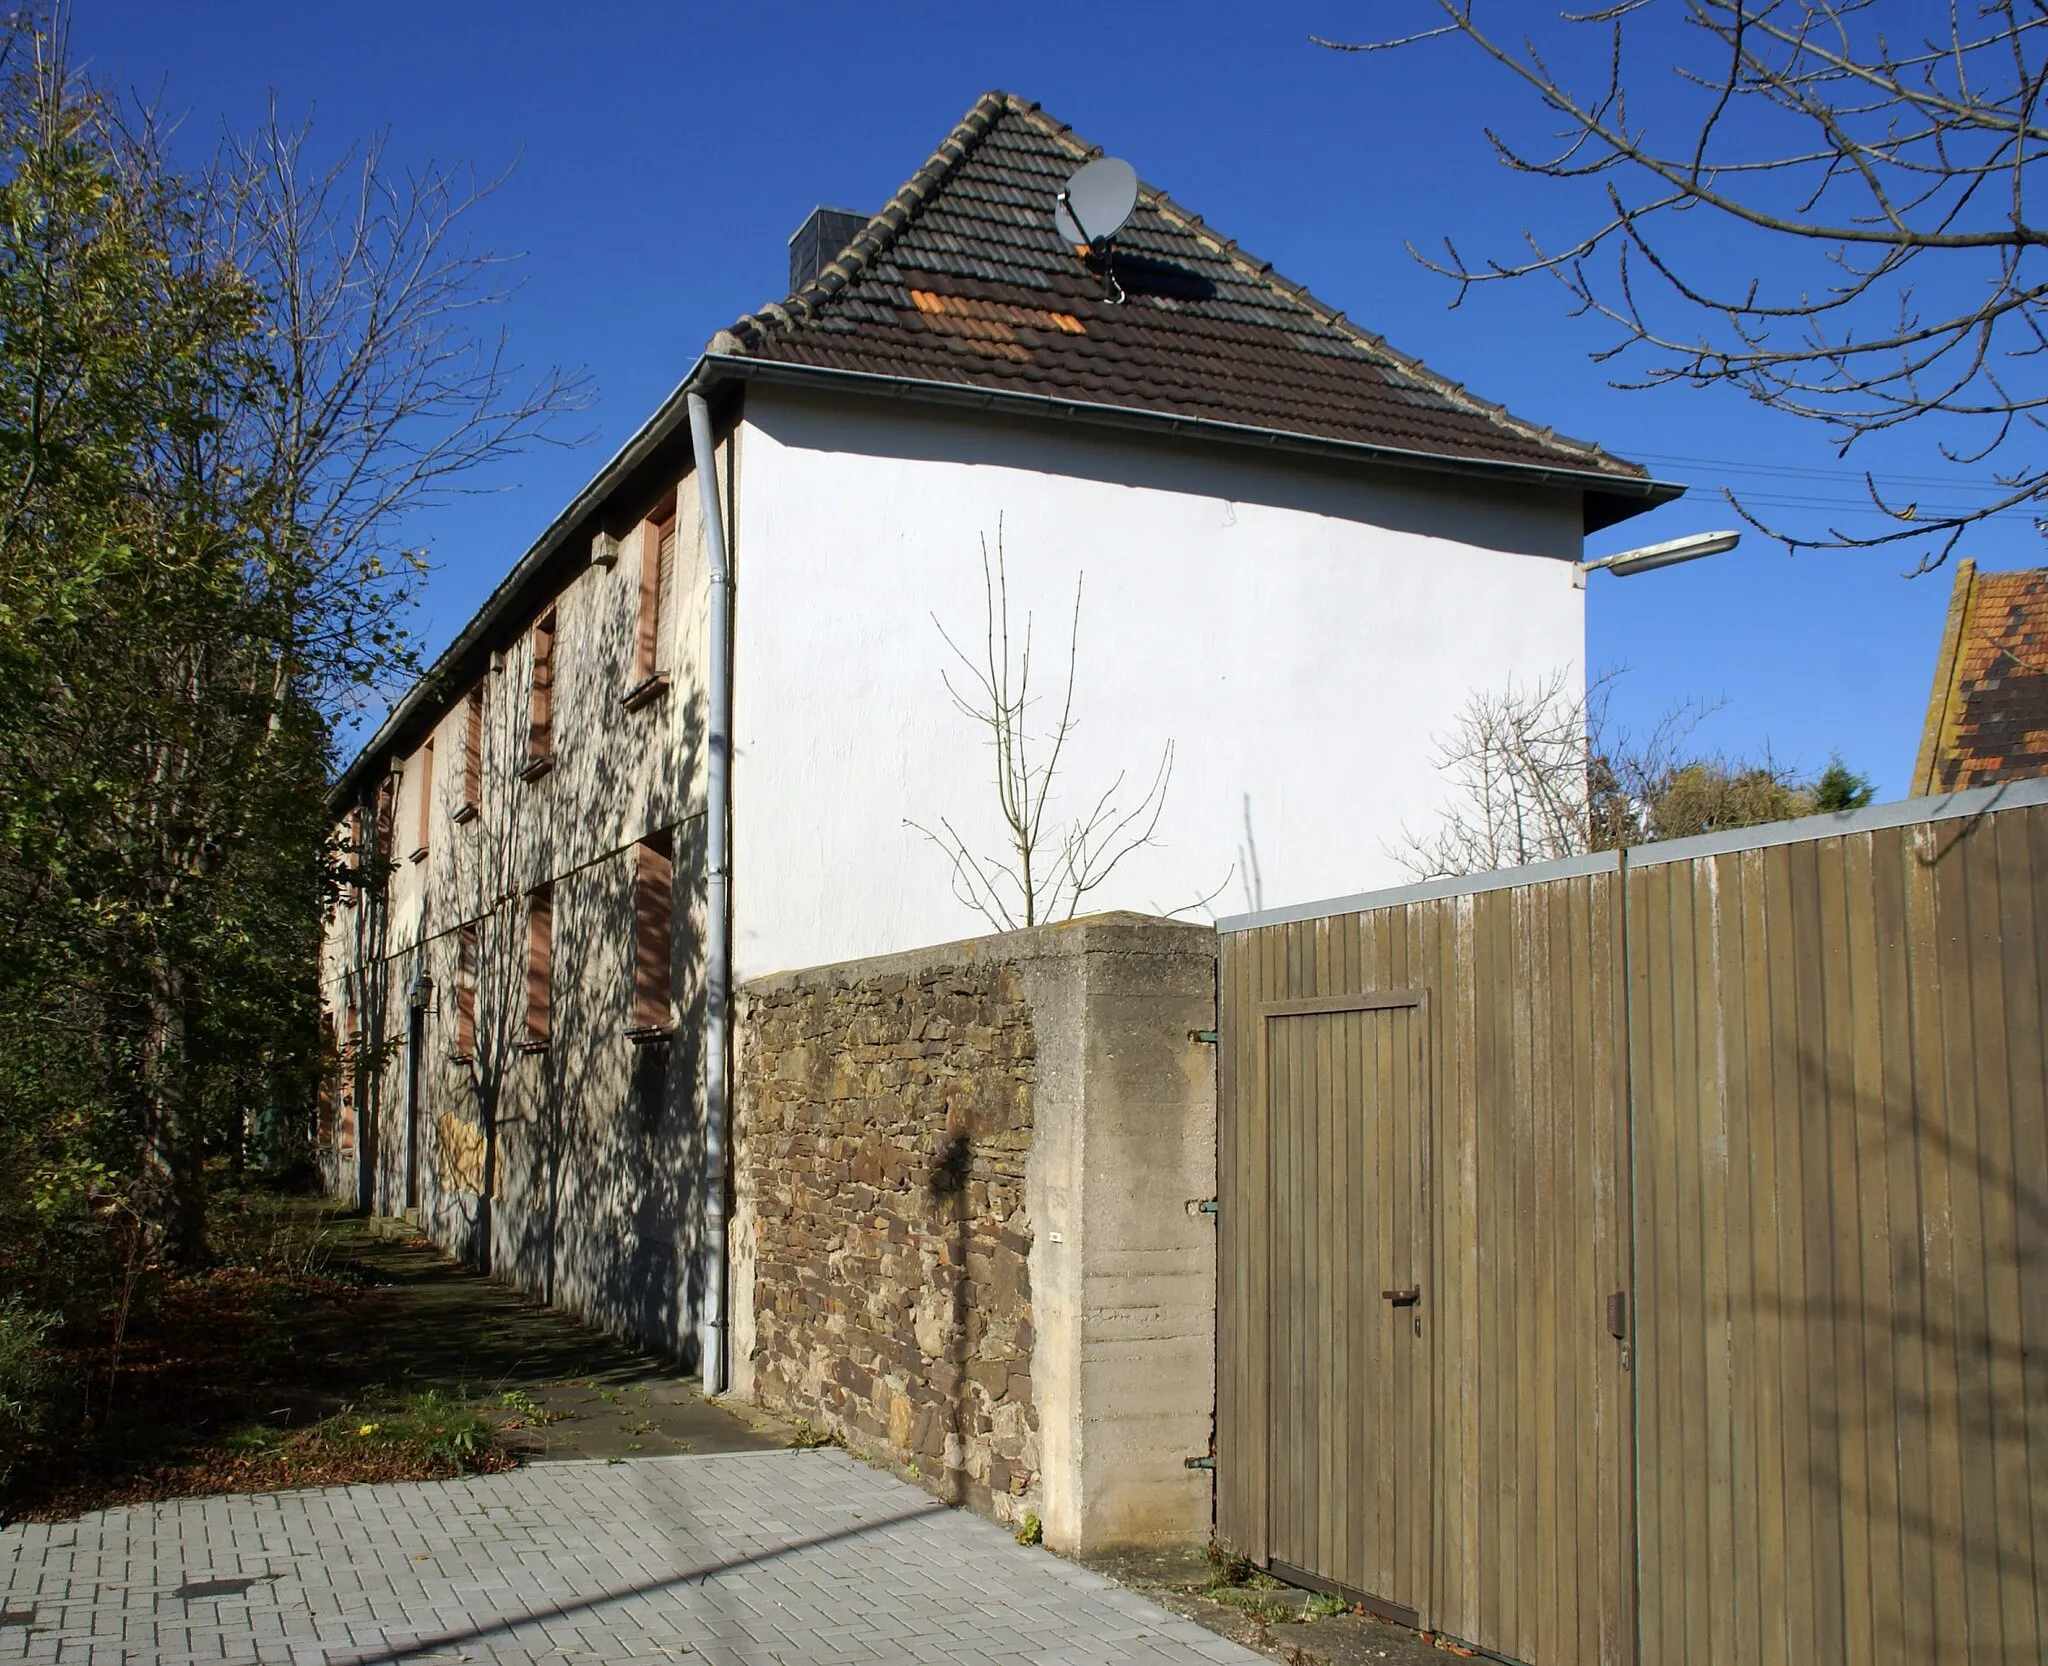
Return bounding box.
[724,92,1657,503]
[1914,558,2048,794]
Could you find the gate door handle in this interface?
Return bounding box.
[1381,1286,1421,1307]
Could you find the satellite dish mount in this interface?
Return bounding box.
[1054,157,1138,303]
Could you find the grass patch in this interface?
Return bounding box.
[496,1388,568,1428]
[1209,1586,1294,1625]
[15,1389,511,1521]
[2,1194,517,1522]
[1200,1540,1309,1626]
[1205,1542,1261,1588]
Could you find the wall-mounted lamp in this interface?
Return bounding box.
[1575,529,1741,588]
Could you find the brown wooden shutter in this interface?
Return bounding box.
[463,685,484,810]
[317,1011,338,1141]
[528,609,556,763]
[633,835,673,1030]
[374,778,395,862]
[525,887,553,1042]
[634,514,675,684]
[414,738,434,858]
[341,997,360,1152]
[656,519,677,673]
[457,923,478,1057]
[341,811,361,907]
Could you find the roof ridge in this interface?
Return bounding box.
[728,90,1033,348]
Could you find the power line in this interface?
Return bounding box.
[1634,448,2027,495]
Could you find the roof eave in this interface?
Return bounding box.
[723,355,1682,530]
[327,353,740,809]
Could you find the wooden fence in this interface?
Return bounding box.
[1216,778,2048,1666]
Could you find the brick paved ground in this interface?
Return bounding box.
[0,1448,1264,1665]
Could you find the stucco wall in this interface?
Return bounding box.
[729,387,1587,982]
[730,912,1219,1555]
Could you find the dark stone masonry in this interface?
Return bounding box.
[736,960,1042,1520]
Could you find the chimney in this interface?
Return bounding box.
[788,206,869,292]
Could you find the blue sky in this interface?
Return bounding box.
[78,1,2025,799]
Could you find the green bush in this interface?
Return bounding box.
[0,1296,54,1483]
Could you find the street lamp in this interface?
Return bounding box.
[1575,529,1741,586]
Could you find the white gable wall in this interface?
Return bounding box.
[730,387,1587,982]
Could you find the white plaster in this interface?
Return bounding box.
[729,388,1586,982]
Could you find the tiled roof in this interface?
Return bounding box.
[1913,558,2048,794]
[724,91,1657,502]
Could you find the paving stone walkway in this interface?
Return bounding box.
[0,1448,1265,1665]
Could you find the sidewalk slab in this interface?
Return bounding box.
[0,1449,1266,1665]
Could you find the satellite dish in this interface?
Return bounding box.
[1054,157,1138,249]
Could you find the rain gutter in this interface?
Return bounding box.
[686,390,732,1395]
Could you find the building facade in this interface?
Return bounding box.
[320,90,1679,1369]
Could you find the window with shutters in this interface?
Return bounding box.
[338,811,361,908]
[373,777,396,874]
[626,502,675,710]
[522,608,556,780]
[317,1010,338,1142]
[630,833,673,1036]
[523,886,553,1048]
[455,685,483,822]
[411,738,434,862]
[340,996,360,1153]
[455,922,478,1059]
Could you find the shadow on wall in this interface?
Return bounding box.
[1624,813,2048,1662]
[1644,1019,2048,1662]
[743,388,1583,561]
[739,960,1041,1522]
[347,577,713,1365]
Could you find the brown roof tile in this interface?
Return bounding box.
[1914,558,2048,793]
[724,92,1656,496]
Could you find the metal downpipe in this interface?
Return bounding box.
[687,390,732,1394]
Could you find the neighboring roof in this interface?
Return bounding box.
[1913,557,2048,795]
[725,91,1671,530]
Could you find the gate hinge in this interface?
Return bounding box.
[1190,1028,1218,1044]
[1184,1455,1215,1470]
[1187,1198,1219,1217]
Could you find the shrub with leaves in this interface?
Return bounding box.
[0,1296,53,1505]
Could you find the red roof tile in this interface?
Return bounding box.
[1914,559,2048,793]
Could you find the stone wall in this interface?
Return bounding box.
[737,959,1042,1524]
[732,912,1220,1555]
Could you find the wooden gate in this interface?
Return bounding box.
[1262,994,1430,1621]
[1219,781,2048,1666]
[1218,861,1635,1665]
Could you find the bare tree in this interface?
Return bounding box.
[1321,2,2048,570]
[908,524,1175,930]
[198,106,591,712]
[1392,668,1819,877]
